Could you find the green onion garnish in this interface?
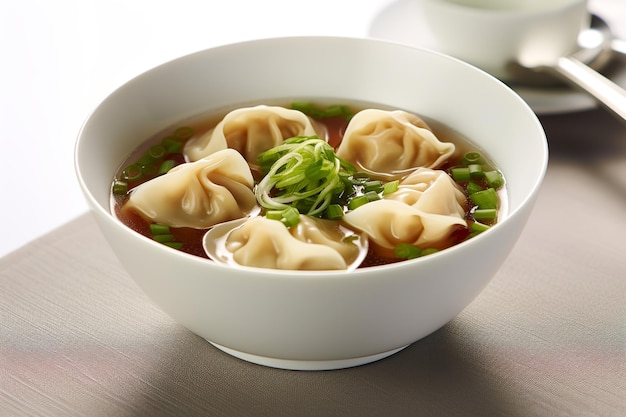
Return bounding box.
[470,221,491,234]
[451,167,471,182]
[394,243,422,259]
[470,188,498,209]
[162,137,182,153]
[152,233,176,243]
[281,207,301,227]
[382,180,399,195]
[158,159,176,175]
[121,164,143,182]
[468,164,484,178]
[473,208,498,220]
[174,126,194,140]
[326,204,344,220]
[256,136,357,218]
[149,224,170,235]
[163,242,184,250]
[466,181,483,195]
[290,102,354,120]
[484,170,504,188]
[348,195,369,211]
[462,151,483,165]
[149,144,166,160]
[112,180,128,195]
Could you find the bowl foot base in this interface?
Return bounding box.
[208,341,409,371]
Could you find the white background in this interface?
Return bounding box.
[0,0,390,257]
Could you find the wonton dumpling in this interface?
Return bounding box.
[184,105,325,163]
[224,216,364,270]
[336,109,455,180]
[124,149,257,228]
[342,168,467,254]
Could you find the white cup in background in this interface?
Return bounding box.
[419,0,590,80]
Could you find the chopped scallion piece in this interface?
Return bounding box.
[364,190,381,202]
[466,181,483,195]
[473,208,498,220]
[348,195,369,210]
[394,243,422,259]
[174,126,194,140]
[112,180,128,195]
[383,180,399,195]
[163,241,184,250]
[121,164,143,181]
[149,144,166,160]
[281,207,301,227]
[462,151,483,165]
[158,159,176,175]
[153,233,176,243]
[162,137,182,153]
[470,188,498,209]
[484,170,504,189]
[468,164,484,178]
[364,180,383,193]
[451,167,471,182]
[149,223,170,235]
[137,154,155,168]
[266,210,283,221]
[470,221,491,233]
[326,204,344,220]
[421,248,439,256]
[290,102,353,119]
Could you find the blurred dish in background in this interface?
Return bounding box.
[368,0,626,114]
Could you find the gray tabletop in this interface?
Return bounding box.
[1,108,625,417]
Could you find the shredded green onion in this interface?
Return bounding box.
[256,136,356,218]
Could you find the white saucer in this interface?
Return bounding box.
[368,0,626,115]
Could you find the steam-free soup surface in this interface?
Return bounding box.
[111,101,505,269]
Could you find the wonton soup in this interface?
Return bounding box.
[110,101,506,270]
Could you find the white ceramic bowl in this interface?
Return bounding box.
[75,36,548,370]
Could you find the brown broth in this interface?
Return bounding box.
[111,102,504,267]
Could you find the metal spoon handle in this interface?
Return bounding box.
[551,56,626,122]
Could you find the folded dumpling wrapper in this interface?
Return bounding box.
[124,149,258,228]
[336,109,455,180]
[343,168,468,254]
[184,105,324,163]
[223,216,366,271]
